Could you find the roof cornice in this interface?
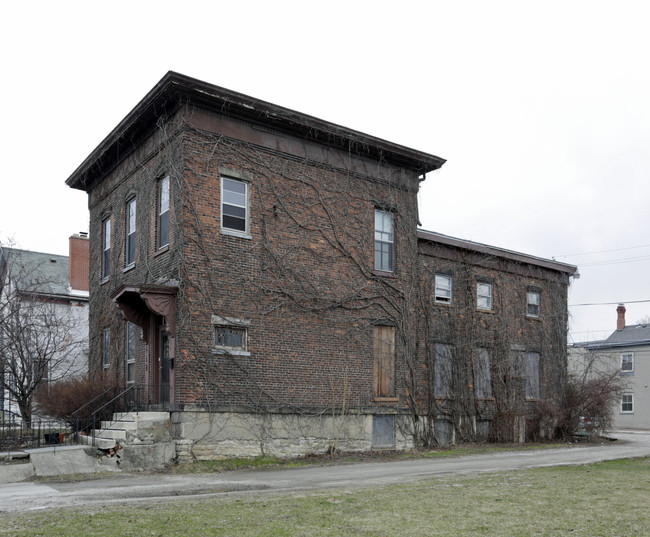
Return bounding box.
[417,229,578,275]
[66,71,446,191]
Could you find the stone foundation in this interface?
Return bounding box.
[171,409,413,462]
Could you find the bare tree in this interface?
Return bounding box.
[0,243,85,428]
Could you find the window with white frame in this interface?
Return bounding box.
[477,281,493,310]
[158,176,170,249]
[374,209,394,272]
[221,177,249,233]
[475,348,492,398]
[434,274,452,304]
[621,393,634,413]
[126,322,135,384]
[102,217,111,280]
[526,290,540,317]
[103,328,110,369]
[621,352,634,373]
[125,197,136,267]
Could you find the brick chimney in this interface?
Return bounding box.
[69,233,89,292]
[616,303,626,331]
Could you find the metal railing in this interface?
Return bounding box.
[1,410,73,451]
[1,384,158,451]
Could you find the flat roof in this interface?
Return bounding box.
[417,229,578,275]
[66,71,446,191]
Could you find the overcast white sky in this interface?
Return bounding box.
[2,1,649,342]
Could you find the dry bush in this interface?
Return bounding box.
[35,375,114,427]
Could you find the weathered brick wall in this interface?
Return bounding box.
[174,111,421,411]
[416,240,570,441]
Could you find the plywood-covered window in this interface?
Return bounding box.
[373,325,395,397]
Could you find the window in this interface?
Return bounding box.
[374,209,394,272]
[126,322,135,384]
[475,348,492,398]
[125,197,136,267]
[102,217,111,280]
[434,343,453,397]
[621,352,634,373]
[621,393,634,413]
[434,274,452,304]
[373,325,395,397]
[477,282,493,310]
[103,328,110,369]
[526,290,540,317]
[215,326,247,350]
[525,352,540,399]
[158,176,170,249]
[221,177,249,233]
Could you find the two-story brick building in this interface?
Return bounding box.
[66,72,576,459]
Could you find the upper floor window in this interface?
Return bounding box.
[158,176,170,249]
[103,328,110,369]
[434,274,452,304]
[527,290,541,317]
[621,352,634,373]
[125,197,136,267]
[221,177,249,233]
[374,209,394,272]
[102,217,111,281]
[477,282,493,310]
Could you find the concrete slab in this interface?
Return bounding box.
[29,445,121,477]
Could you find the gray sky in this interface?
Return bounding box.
[2,0,649,341]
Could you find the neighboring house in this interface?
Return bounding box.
[0,235,89,421]
[569,304,650,429]
[65,72,576,459]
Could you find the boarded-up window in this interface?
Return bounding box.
[525,352,540,399]
[434,343,453,397]
[373,325,395,397]
[475,348,492,398]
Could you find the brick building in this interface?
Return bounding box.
[66,72,576,459]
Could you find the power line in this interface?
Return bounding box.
[579,255,650,267]
[556,243,650,258]
[569,299,650,307]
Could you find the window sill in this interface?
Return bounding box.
[434,300,453,307]
[100,277,110,286]
[221,229,252,240]
[371,397,398,403]
[477,308,495,314]
[372,269,396,279]
[212,348,251,356]
[153,245,169,258]
[123,264,135,274]
[526,315,541,321]
[620,371,634,376]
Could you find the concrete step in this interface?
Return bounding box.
[112,411,170,423]
[76,434,119,449]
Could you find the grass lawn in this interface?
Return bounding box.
[3,457,648,537]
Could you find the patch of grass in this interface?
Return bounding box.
[171,442,572,473]
[4,457,648,536]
